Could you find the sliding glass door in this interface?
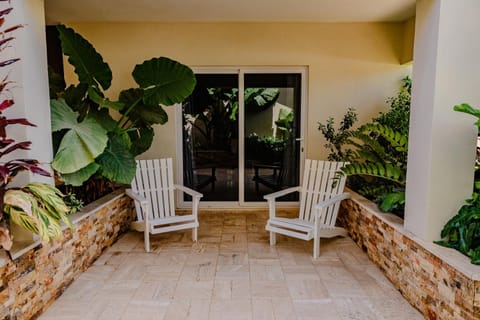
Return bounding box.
[181,68,304,205]
[243,73,302,201]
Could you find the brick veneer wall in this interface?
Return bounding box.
[0,190,135,320]
[339,191,480,320]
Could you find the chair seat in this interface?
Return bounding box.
[131,214,197,232]
[267,216,348,241]
[269,216,314,229]
[266,217,314,241]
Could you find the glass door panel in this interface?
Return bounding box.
[244,73,301,202]
[182,74,239,201]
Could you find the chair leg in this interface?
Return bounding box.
[270,232,276,246]
[144,229,150,253]
[193,227,198,242]
[313,236,320,259]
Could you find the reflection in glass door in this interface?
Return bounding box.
[244,74,301,202]
[181,70,303,204]
[182,74,239,201]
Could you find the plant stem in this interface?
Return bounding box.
[115,96,142,130]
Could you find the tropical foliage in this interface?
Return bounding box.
[50,25,196,186]
[245,134,285,163]
[318,77,411,215]
[184,87,280,151]
[435,103,480,264]
[342,123,408,212]
[0,4,74,252]
[318,107,357,162]
[275,109,294,140]
[4,183,73,243]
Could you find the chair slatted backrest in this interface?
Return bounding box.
[131,158,176,221]
[299,160,347,225]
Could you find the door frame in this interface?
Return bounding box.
[176,66,308,208]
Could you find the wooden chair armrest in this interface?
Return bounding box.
[264,186,302,201]
[314,192,350,212]
[175,184,203,199]
[126,189,147,205]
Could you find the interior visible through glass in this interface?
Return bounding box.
[182,72,301,202]
[244,73,301,201]
[182,74,239,201]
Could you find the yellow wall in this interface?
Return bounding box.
[64,22,411,160]
[401,16,415,64]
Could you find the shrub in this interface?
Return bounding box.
[318,76,411,216]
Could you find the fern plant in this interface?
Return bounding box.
[318,77,411,216]
[341,124,408,212]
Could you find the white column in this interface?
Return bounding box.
[405,0,480,241]
[6,0,53,186]
[5,0,52,241]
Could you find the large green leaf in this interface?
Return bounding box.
[454,103,480,128]
[132,57,196,106]
[4,189,64,242]
[89,107,117,132]
[25,183,73,229]
[57,24,112,90]
[60,162,100,186]
[51,99,108,174]
[341,162,406,185]
[96,135,136,184]
[363,124,408,152]
[119,88,168,126]
[454,103,480,118]
[379,191,405,212]
[63,83,89,120]
[245,88,280,111]
[51,99,78,132]
[128,126,154,156]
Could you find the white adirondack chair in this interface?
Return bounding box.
[126,158,203,252]
[265,159,350,258]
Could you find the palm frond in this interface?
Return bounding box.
[341,162,405,185]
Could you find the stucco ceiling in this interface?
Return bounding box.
[44,0,416,24]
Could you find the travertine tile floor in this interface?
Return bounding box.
[40,211,424,320]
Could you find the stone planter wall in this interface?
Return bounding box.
[0,190,135,320]
[339,191,480,320]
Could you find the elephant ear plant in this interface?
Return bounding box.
[435,103,480,265]
[50,25,196,186]
[0,5,73,253]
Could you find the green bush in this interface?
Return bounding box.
[317,107,357,161]
[318,76,411,216]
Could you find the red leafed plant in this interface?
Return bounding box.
[0,3,52,252]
